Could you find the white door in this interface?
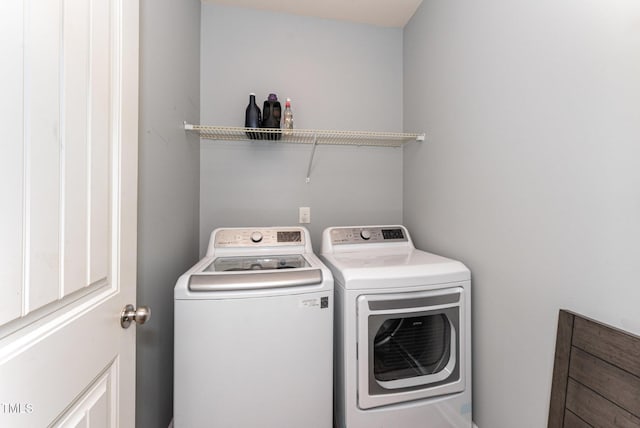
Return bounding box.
[0,0,140,427]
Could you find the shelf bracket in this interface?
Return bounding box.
[305,133,318,184]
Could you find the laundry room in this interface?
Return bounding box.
[138,1,640,427]
[1,0,639,427]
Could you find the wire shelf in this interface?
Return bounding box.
[184,124,424,147]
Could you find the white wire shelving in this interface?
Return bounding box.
[184,124,425,147]
[183,123,425,182]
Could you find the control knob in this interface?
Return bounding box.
[360,230,372,240]
[251,232,263,243]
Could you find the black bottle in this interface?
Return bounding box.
[245,93,262,140]
[261,93,282,140]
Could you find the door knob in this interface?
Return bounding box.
[120,304,151,329]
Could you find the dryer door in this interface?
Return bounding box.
[356,287,466,409]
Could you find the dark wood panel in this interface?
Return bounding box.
[566,379,640,428]
[570,347,640,417]
[548,310,575,428]
[573,316,640,378]
[563,410,592,428]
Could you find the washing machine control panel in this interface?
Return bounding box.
[215,228,304,247]
[330,227,408,245]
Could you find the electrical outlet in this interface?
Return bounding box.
[299,207,311,224]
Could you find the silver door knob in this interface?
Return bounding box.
[120,304,151,329]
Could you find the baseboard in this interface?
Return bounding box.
[170,416,474,428]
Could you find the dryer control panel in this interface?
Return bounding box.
[330,226,408,245]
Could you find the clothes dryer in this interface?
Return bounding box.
[321,225,472,428]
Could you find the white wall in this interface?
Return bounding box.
[403,1,640,427]
[199,4,404,253]
[137,0,200,427]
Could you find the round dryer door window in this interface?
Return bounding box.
[356,287,466,409]
[373,313,452,382]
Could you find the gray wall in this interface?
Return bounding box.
[403,1,640,427]
[199,4,404,253]
[137,0,200,427]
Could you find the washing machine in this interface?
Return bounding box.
[321,225,472,428]
[174,226,333,428]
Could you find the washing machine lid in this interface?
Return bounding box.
[206,254,311,272]
[188,268,324,292]
[185,254,323,291]
[175,226,334,299]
